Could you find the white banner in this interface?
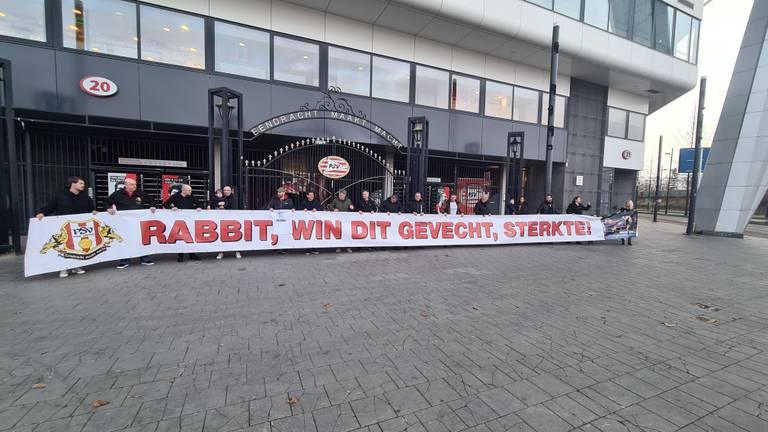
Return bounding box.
[25,210,605,277]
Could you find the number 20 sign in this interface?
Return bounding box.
[79,76,118,97]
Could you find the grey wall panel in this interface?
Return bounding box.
[611,169,636,212]
[371,100,412,146]
[552,129,567,163]
[481,117,511,157]
[55,51,140,119]
[1,42,58,111]
[138,64,209,125]
[208,75,272,128]
[413,107,449,151]
[449,113,482,154]
[268,86,325,138]
[510,123,542,161]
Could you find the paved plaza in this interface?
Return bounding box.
[0,218,767,432]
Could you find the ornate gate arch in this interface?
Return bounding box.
[244,89,409,209]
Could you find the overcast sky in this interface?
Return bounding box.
[642,0,754,178]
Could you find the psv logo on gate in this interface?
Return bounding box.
[79,76,118,97]
[318,156,350,179]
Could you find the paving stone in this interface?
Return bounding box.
[384,387,430,415]
[312,403,360,432]
[504,380,551,407]
[350,395,397,426]
[476,387,525,416]
[515,404,571,432]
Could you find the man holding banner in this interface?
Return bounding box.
[35,176,97,278]
[163,184,203,262]
[106,177,156,268]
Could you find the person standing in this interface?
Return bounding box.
[327,190,353,252]
[298,190,323,211]
[506,198,517,215]
[536,194,557,214]
[439,193,462,215]
[326,190,354,212]
[210,188,225,210]
[35,176,97,278]
[379,194,403,214]
[516,196,529,214]
[106,177,156,268]
[214,185,242,260]
[267,187,295,210]
[163,184,203,262]
[357,190,378,213]
[408,192,427,214]
[474,193,492,216]
[566,196,591,215]
[298,190,322,255]
[620,200,636,246]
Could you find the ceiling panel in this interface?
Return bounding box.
[283,0,332,10]
[375,4,434,35]
[456,30,508,54]
[417,18,474,45]
[327,0,388,23]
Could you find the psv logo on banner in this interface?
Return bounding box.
[318,156,350,179]
[40,218,123,260]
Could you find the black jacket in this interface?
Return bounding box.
[163,193,201,210]
[298,198,323,211]
[474,200,492,215]
[357,198,378,213]
[106,189,154,211]
[37,189,95,216]
[566,202,591,215]
[380,199,403,213]
[516,202,529,215]
[266,196,294,210]
[506,202,517,215]
[537,201,556,214]
[408,200,428,214]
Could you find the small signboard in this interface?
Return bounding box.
[678,148,710,173]
[80,76,118,97]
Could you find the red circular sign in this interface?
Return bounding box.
[318,156,350,179]
[621,150,632,160]
[79,76,118,97]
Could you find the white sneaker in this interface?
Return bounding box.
[72,267,86,275]
[58,270,69,278]
[235,252,242,259]
[216,253,223,260]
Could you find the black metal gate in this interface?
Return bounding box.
[244,137,405,210]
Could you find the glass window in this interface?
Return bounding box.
[627,112,645,141]
[554,0,581,20]
[62,0,137,58]
[415,65,449,109]
[607,107,627,137]
[632,0,653,47]
[484,81,513,119]
[140,5,204,69]
[328,47,370,96]
[372,56,410,103]
[273,36,319,86]
[584,0,609,30]
[527,0,553,8]
[674,11,692,61]
[450,75,480,113]
[0,0,46,41]
[513,87,540,123]
[654,1,674,54]
[690,19,700,64]
[214,22,269,79]
[541,95,567,128]
[608,0,632,38]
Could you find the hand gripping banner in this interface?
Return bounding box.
[25,210,605,276]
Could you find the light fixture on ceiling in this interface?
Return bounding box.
[238,42,246,47]
[91,47,101,52]
[189,47,197,53]
[0,12,6,17]
[162,27,171,32]
[180,24,190,31]
[68,25,78,31]
[73,9,82,15]
[303,55,309,59]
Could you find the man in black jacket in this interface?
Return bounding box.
[106,177,156,268]
[408,192,427,214]
[379,194,402,213]
[163,184,202,262]
[215,185,242,260]
[36,176,97,278]
[474,193,492,216]
[357,190,378,213]
[537,194,557,214]
[266,187,295,210]
[566,196,591,215]
[298,190,323,211]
